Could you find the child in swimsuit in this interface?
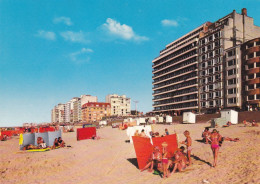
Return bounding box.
[162,142,169,178]
[180,130,192,165]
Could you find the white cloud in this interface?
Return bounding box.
[102,18,148,42]
[53,17,73,26]
[60,31,90,44]
[69,48,93,63]
[36,30,56,40]
[161,19,179,27]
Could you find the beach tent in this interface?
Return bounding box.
[77,127,96,141]
[132,134,178,170]
[183,112,196,124]
[20,130,62,150]
[39,127,55,133]
[126,125,152,144]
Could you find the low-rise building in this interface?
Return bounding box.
[105,94,131,116]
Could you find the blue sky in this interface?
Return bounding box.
[0,0,259,127]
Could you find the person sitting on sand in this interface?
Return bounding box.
[243,120,250,127]
[1,134,8,141]
[58,137,65,147]
[168,146,188,175]
[134,130,140,136]
[202,128,211,144]
[162,142,169,178]
[140,129,147,138]
[209,129,222,167]
[154,132,160,137]
[52,138,60,149]
[164,129,169,136]
[252,120,259,127]
[141,146,162,173]
[180,130,192,165]
[37,137,47,149]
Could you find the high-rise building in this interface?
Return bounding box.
[152,8,260,114]
[105,94,131,116]
[51,103,65,123]
[241,37,260,110]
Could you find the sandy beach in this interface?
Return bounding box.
[0,123,260,184]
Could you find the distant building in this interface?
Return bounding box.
[81,102,111,123]
[51,103,65,123]
[105,94,131,116]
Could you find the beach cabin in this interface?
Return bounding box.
[183,112,196,124]
[166,115,172,124]
[158,117,164,123]
[221,110,238,124]
[211,109,238,127]
[149,117,157,124]
[99,120,107,126]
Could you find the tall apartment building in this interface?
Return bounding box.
[241,37,260,109]
[64,98,77,123]
[81,102,111,123]
[152,8,260,114]
[152,25,205,114]
[198,8,260,113]
[105,94,131,116]
[51,103,65,123]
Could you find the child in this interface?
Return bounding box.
[162,142,169,178]
[180,130,192,165]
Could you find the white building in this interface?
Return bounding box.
[51,103,65,123]
[106,94,131,116]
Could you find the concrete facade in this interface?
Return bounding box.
[105,94,131,116]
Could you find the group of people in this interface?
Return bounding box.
[134,128,170,138]
[141,130,192,178]
[243,120,259,127]
[23,137,65,150]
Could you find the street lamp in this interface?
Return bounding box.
[133,100,139,116]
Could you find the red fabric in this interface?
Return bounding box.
[152,134,178,158]
[39,127,55,133]
[132,136,153,170]
[77,127,96,141]
[1,131,13,137]
[132,134,178,170]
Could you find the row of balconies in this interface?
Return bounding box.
[153,94,197,106]
[153,66,197,84]
[154,79,197,95]
[153,88,198,101]
[154,101,198,111]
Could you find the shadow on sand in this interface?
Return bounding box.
[195,139,205,143]
[127,158,139,169]
[191,155,212,167]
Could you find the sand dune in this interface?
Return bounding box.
[0,123,259,184]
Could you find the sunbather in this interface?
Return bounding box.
[58,137,65,147]
[52,138,60,149]
[37,137,47,149]
[252,120,259,127]
[168,146,188,174]
[23,144,38,150]
[140,129,147,138]
[209,129,222,167]
[134,130,140,136]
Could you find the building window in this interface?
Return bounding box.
[257,94,260,99]
[228,59,236,66]
[248,64,254,69]
[256,41,260,46]
[256,73,260,78]
[228,78,236,85]
[248,53,254,59]
[248,84,254,90]
[209,85,213,90]
[247,43,254,48]
[248,95,254,100]
[228,69,236,76]
[256,83,260,88]
[228,50,234,57]
[228,98,236,104]
[228,88,236,94]
[256,62,260,67]
[248,74,254,79]
[209,101,214,107]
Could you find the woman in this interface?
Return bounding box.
[209,129,222,167]
[202,128,211,144]
[52,138,59,149]
[180,130,192,165]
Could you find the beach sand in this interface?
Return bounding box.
[0,123,260,184]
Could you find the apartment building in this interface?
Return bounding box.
[81,102,111,123]
[105,94,131,116]
[241,37,260,109]
[152,8,260,114]
[51,103,65,123]
[198,8,260,113]
[152,24,205,114]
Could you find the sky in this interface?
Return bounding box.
[0,0,260,127]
